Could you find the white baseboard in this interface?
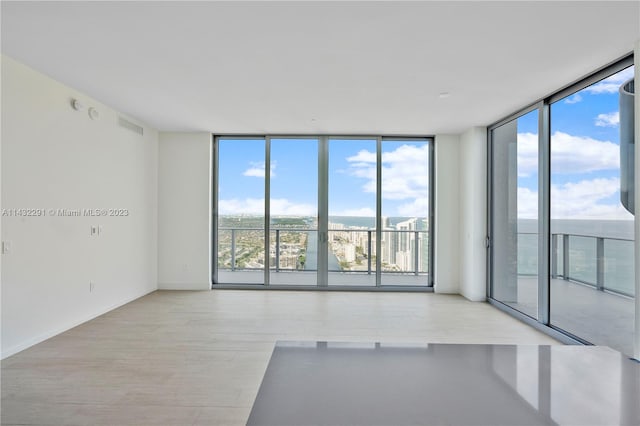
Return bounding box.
[158,282,210,290]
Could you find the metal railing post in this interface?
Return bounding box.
[551,234,558,278]
[366,230,372,274]
[596,237,605,291]
[562,234,570,280]
[414,231,420,276]
[231,229,236,271]
[275,229,280,272]
[517,231,633,298]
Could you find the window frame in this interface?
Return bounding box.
[212,134,435,290]
[487,53,635,345]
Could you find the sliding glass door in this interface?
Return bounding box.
[217,138,266,284]
[328,138,378,287]
[549,65,635,355]
[489,56,636,356]
[490,110,539,319]
[214,135,433,289]
[269,138,318,286]
[380,139,430,286]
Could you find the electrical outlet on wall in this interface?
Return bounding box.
[2,241,12,254]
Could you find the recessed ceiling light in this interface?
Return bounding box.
[438,92,450,99]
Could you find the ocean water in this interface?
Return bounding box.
[329,216,428,230]
[517,219,635,296]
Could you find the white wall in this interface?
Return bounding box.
[634,39,640,361]
[1,56,158,358]
[434,134,460,293]
[0,59,3,359]
[459,127,487,301]
[158,132,211,290]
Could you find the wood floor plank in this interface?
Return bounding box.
[1,290,560,425]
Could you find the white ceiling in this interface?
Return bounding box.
[2,1,639,135]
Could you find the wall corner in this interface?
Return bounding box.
[433,134,461,294]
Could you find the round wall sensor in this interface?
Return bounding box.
[88,107,99,120]
[71,99,84,110]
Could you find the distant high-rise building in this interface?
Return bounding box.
[344,243,356,263]
[394,218,417,271]
[381,216,390,229]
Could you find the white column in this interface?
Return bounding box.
[158,132,212,290]
[434,134,460,294]
[459,127,487,301]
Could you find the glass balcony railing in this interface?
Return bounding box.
[270,229,316,272]
[218,228,429,276]
[518,232,635,298]
[328,229,375,273]
[217,228,266,271]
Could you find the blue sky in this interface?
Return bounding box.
[218,137,429,218]
[516,66,634,220]
[217,66,633,221]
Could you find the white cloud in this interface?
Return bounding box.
[584,83,621,95]
[517,187,539,219]
[583,67,634,95]
[516,132,539,177]
[338,207,376,217]
[243,162,276,178]
[564,94,582,104]
[219,198,264,215]
[396,197,429,217]
[347,150,376,163]
[550,132,619,173]
[346,144,429,201]
[517,178,633,220]
[595,112,620,127]
[271,198,316,215]
[550,178,631,220]
[219,198,316,216]
[517,131,619,177]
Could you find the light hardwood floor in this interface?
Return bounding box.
[1,290,560,425]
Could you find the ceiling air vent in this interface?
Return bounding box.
[118,116,144,136]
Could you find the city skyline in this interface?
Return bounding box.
[217,215,429,275]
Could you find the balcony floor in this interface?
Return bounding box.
[217,270,429,287]
[502,277,635,355]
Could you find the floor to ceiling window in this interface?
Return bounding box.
[217,137,266,284]
[328,138,378,287]
[214,136,433,289]
[488,56,636,356]
[269,138,319,286]
[380,139,430,286]
[550,65,635,354]
[490,109,539,319]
